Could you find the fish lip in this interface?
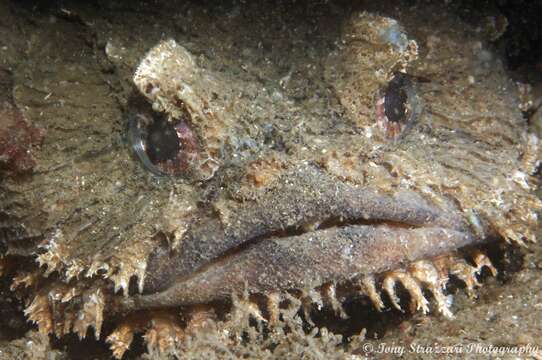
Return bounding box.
[120,222,476,313]
[141,165,474,297]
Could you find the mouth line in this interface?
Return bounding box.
[142,167,471,293]
[180,215,470,289]
[171,216,426,279]
[119,220,477,314]
[120,169,482,314]
[206,216,430,273]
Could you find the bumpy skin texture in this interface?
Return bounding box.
[0,0,540,358]
[0,70,44,175]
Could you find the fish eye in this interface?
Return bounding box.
[127,110,199,177]
[375,72,421,140]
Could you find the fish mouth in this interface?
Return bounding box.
[123,165,482,312]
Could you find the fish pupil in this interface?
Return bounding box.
[384,75,408,123]
[146,119,181,163]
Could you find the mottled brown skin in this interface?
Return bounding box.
[0,70,44,174]
[0,0,540,357]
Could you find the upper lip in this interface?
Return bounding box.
[125,164,478,312]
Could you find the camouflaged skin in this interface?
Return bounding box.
[0,1,540,358]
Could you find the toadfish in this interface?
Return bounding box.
[0,2,540,358]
